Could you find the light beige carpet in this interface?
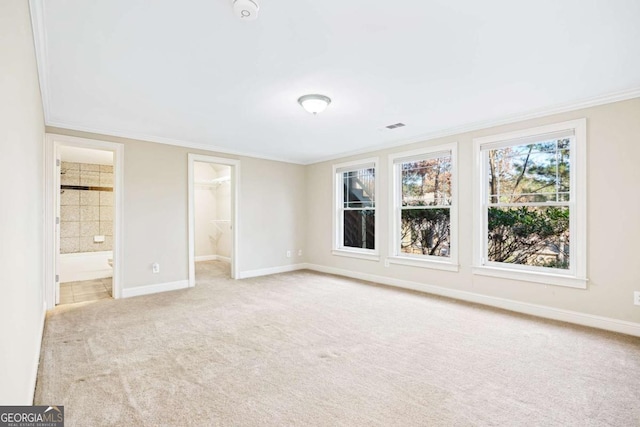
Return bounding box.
[35,261,640,426]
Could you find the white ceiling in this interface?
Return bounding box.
[31,0,640,164]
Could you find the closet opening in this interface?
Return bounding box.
[188,154,240,285]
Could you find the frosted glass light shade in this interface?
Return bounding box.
[298,94,331,114]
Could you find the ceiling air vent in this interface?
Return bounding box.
[385,122,406,130]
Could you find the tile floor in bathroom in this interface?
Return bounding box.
[59,277,112,304]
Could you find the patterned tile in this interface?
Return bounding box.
[99,191,113,206]
[60,189,80,206]
[99,172,113,187]
[80,163,100,172]
[60,237,79,254]
[80,190,99,206]
[99,207,113,222]
[99,221,113,236]
[60,170,80,186]
[80,171,100,186]
[80,206,99,221]
[80,221,99,237]
[61,205,80,222]
[60,221,80,238]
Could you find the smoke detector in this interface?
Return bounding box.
[233,0,259,21]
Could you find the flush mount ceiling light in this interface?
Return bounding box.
[297,94,332,115]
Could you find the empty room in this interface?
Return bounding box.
[1,0,640,425]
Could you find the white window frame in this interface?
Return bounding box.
[388,143,459,272]
[332,157,379,261]
[472,119,587,288]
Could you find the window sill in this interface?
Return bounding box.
[472,265,588,289]
[332,249,380,262]
[387,256,459,272]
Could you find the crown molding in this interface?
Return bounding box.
[45,120,304,164]
[306,87,640,165]
[29,0,50,123]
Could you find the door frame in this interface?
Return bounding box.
[44,133,124,308]
[188,154,240,284]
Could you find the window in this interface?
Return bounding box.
[473,119,587,288]
[389,144,458,271]
[333,158,378,260]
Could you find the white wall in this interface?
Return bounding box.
[46,127,308,287]
[215,165,231,259]
[0,1,46,404]
[194,162,218,258]
[306,98,640,325]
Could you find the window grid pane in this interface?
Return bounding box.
[485,136,572,270]
[340,166,376,251]
[401,157,451,207]
[488,138,571,205]
[401,207,450,257]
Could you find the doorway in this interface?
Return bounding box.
[188,154,240,285]
[45,134,124,309]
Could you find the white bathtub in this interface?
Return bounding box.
[60,251,113,283]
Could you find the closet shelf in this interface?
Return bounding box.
[195,176,230,187]
[210,220,231,237]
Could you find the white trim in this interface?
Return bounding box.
[472,119,587,288]
[472,266,587,289]
[188,154,240,286]
[44,134,124,308]
[307,88,640,165]
[388,142,458,269]
[332,157,380,257]
[28,301,47,404]
[46,120,301,165]
[238,263,308,279]
[386,256,460,272]
[195,254,232,263]
[304,264,640,337]
[331,249,380,261]
[121,280,189,298]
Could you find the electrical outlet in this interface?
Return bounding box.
[634,291,640,306]
[298,249,302,256]
[384,259,390,267]
[152,262,160,273]
[286,250,291,258]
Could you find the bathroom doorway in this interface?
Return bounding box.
[45,134,123,309]
[188,154,239,285]
[58,146,114,304]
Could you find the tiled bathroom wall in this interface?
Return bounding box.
[60,162,113,253]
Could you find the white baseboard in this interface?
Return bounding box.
[195,255,231,263]
[121,280,189,298]
[238,263,307,279]
[29,300,47,404]
[305,264,640,337]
